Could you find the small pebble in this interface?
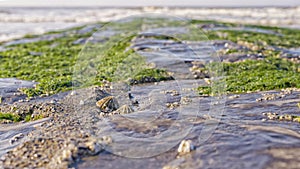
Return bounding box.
[70,91,77,96]
[79,100,84,105]
[10,133,25,145]
[50,99,57,104]
[228,95,240,99]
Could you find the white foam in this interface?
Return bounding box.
[0,7,300,42]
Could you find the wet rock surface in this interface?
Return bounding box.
[73,88,300,169]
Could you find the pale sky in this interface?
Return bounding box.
[0,0,299,7]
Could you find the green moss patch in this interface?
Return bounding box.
[74,33,173,88]
[0,111,44,123]
[0,32,90,97]
[0,19,175,97]
[0,112,21,122]
[198,57,300,95]
[24,114,44,122]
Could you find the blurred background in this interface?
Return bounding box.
[0,0,299,42]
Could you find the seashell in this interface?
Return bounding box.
[96,96,119,113]
[114,104,134,114]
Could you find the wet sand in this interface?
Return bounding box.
[0,118,50,157]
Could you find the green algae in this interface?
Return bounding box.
[0,112,21,122]
[74,33,173,88]
[198,57,300,95]
[0,111,44,123]
[24,114,44,122]
[193,21,300,96]
[1,18,174,97]
[0,38,82,97]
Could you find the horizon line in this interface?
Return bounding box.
[0,5,299,8]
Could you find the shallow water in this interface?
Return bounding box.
[0,118,50,157]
